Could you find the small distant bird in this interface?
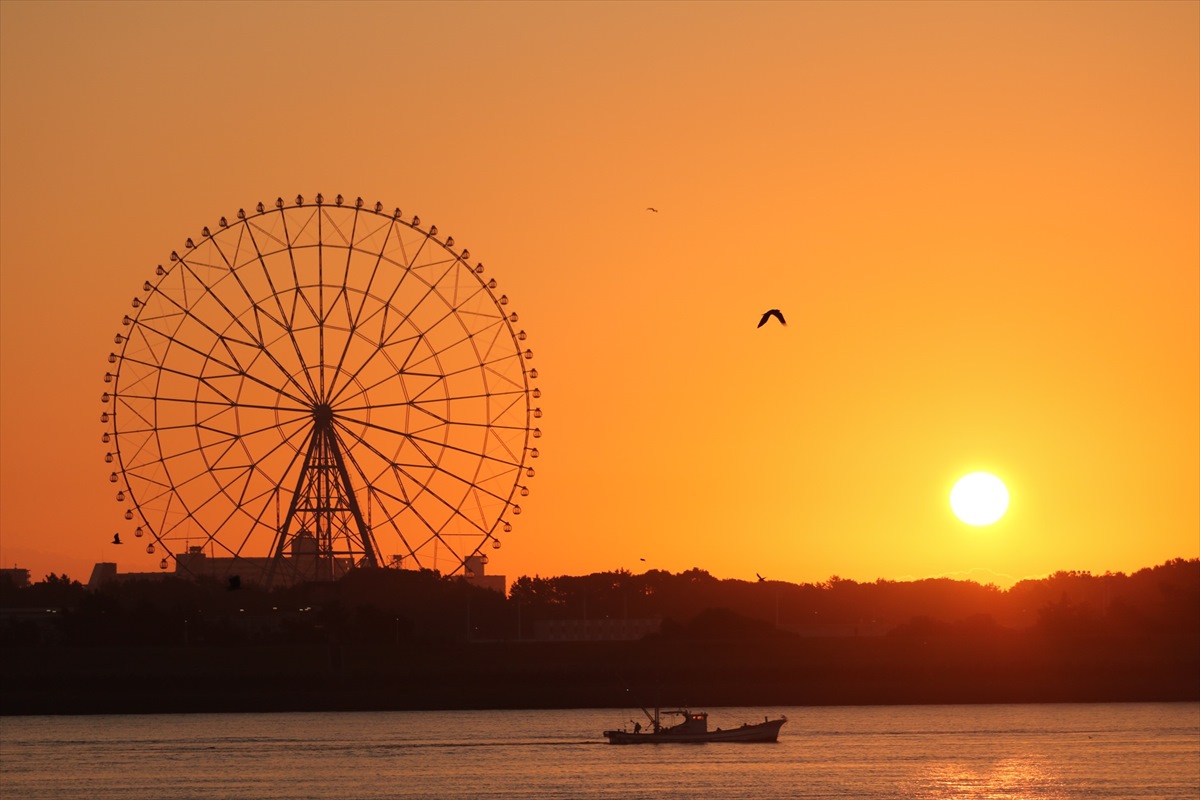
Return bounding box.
[645,207,658,213]
[757,309,786,328]
[756,573,767,582]
[112,533,122,545]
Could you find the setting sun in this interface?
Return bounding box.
[950,472,1010,526]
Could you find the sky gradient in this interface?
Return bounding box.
[1,0,1196,587]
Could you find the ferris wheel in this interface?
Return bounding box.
[101,194,541,587]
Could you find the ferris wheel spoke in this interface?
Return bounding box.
[238,416,318,471]
[172,258,274,357]
[121,411,307,470]
[334,418,433,472]
[238,217,325,401]
[404,347,520,401]
[335,396,446,419]
[390,292,492,371]
[245,414,312,472]
[475,318,511,363]
[171,259,312,395]
[427,458,518,516]
[317,305,395,407]
[125,391,311,439]
[486,424,526,465]
[321,291,359,401]
[277,206,312,309]
[332,357,442,411]
[334,412,445,448]
[405,370,525,409]
[371,469,487,557]
[193,413,308,472]
[334,426,483,535]
[284,290,324,398]
[406,389,524,433]
[324,216,397,400]
[221,478,291,560]
[199,469,275,545]
[333,432,426,561]
[217,426,314,559]
[126,473,173,510]
[133,308,315,410]
[351,242,419,342]
[176,418,312,550]
[336,391,527,456]
[326,305,439,407]
[251,214,323,401]
[146,412,301,481]
[123,324,241,401]
[482,389,530,432]
[326,333,427,409]
[158,469,240,536]
[483,362,528,396]
[201,252,322,406]
[367,260,464,360]
[112,396,157,441]
[400,430,521,495]
[405,431,523,472]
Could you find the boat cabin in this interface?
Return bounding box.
[663,710,708,734]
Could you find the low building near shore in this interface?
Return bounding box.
[0,567,31,589]
[87,547,507,594]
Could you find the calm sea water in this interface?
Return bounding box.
[1,704,1196,799]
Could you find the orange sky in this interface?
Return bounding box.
[1,0,1197,588]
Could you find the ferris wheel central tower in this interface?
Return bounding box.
[270,401,378,585]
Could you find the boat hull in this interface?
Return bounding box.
[603,717,786,744]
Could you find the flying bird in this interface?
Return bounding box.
[757,309,786,328]
[112,533,122,545]
[645,207,658,213]
[756,573,767,583]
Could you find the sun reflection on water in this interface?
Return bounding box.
[914,757,1067,799]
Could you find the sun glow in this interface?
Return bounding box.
[950,472,1010,526]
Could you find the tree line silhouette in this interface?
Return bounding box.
[1,558,1196,646]
[2,559,1195,713]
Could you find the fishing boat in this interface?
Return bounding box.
[602,707,787,744]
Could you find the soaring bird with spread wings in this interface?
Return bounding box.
[757,309,786,328]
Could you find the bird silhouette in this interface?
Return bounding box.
[757,309,786,328]
[645,207,658,213]
[112,533,122,545]
[756,573,767,582]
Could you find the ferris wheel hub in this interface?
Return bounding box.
[312,403,334,426]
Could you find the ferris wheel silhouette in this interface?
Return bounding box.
[102,194,541,586]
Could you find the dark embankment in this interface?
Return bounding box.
[3,559,1196,714]
[3,631,1196,715]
